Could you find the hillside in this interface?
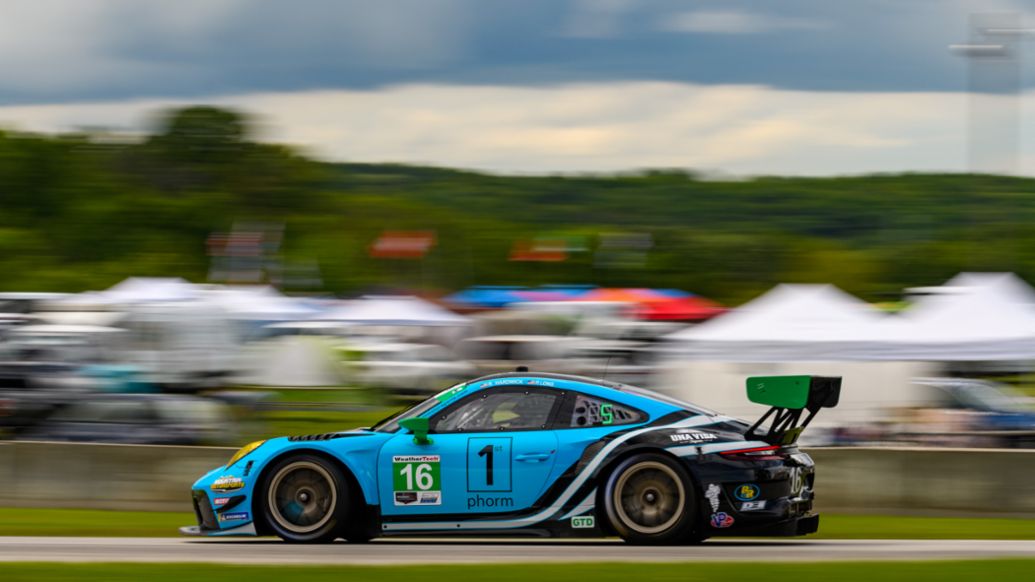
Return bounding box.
[2,106,1033,303]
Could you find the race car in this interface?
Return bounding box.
[181,371,839,544]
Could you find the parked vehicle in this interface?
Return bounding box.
[456,335,584,375]
[21,393,234,445]
[339,342,474,398]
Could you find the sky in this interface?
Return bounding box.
[0,0,1032,176]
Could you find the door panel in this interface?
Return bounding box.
[378,430,558,516]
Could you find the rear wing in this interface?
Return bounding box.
[744,375,841,445]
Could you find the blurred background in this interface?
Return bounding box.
[1,0,1035,455]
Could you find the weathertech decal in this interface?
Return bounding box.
[392,455,442,506]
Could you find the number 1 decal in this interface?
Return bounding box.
[478,444,495,486]
[467,437,511,492]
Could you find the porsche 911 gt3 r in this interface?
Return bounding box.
[181,372,840,544]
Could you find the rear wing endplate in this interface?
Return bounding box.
[744,375,841,445]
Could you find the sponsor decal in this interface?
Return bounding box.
[571,516,595,529]
[213,497,230,507]
[704,483,721,512]
[734,483,760,501]
[393,455,442,506]
[435,383,468,403]
[467,494,514,509]
[740,500,767,511]
[394,491,418,505]
[211,475,244,492]
[220,512,249,522]
[418,491,441,504]
[669,431,718,443]
[710,512,735,528]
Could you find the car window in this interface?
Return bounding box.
[569,393,643,428]
[433,389,559,433]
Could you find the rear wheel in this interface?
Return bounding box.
[260,455,349,543]
[603,453,698,544]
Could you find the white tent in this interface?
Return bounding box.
[201,286,317,321]
[666,284,888,361]
[660,284,935,426]
[318,295,470,327]
[100,277,200,303]
[887,272,1035,361]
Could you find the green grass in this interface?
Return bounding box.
[4,561,1035,582]
[2,508,1034,539]
[0,508,191,537]
[815,514,1035,539]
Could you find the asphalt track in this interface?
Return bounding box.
[1,537,1034,564]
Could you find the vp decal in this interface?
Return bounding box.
[710,512,735,528]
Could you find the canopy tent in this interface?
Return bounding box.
[665,284,888,361]
[668,274,1035,362]
[638,295,725,321]
[443,286,530,309]
[201,286,318,321]
[99,277,200,303]
[884,272,1035,361]
[577,288,725,321]
[318,295,471,327]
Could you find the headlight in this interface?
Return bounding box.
[226,440,266,468]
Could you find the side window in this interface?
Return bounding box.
[433,389,559,433]
[570,393,643,428]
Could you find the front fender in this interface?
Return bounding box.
[190,432,390,533]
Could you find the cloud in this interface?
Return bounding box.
[0,81,989,176]
[562,0,640,38]
[0,0,1009,104]
[661,10,827,35]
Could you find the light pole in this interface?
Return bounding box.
[949,13,1030,175]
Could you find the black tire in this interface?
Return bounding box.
[259,454,350,543]
[602,453,698,544]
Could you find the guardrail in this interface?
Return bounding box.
[807,447,1035,516]
[0,441,233,512]
[1,441,1032,515]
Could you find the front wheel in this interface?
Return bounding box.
[260,455,350,543]
[602,453,698,544]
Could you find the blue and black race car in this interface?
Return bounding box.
[181,372,840,544]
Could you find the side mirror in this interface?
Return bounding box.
[399,417,433,445]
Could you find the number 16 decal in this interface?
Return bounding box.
[467,437,511,492]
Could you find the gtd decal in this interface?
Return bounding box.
[571,516,595,529]
[733,483,760,501]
